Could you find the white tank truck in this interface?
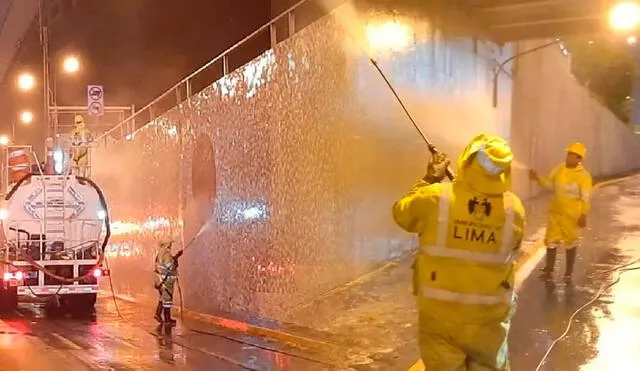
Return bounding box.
[0,136,111,313]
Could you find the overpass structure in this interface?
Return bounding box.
[2,0,640,369]
[0,0,39,87]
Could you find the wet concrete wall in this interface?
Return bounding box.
[92,1,640,325]
[510,39,640,199]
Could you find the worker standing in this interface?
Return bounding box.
[70,114,93,177]
[154,239,183,325]
[529,142,592,283]
[393,134,525,370]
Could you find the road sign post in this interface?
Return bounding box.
[87,85,104,116]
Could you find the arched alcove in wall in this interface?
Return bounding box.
[184,133,216,241]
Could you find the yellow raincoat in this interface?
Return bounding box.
[538,163,592,247]
[393,134,525,370]
[71,115,92,177]
[154,240,179,309]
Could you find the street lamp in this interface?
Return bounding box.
[62,55,80,74]
[609,2,640,31]
[19,111,34,124]
[0,135,10,146]
[16,73,35,92]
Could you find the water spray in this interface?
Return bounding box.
[330,2,456,180]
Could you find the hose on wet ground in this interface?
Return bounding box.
[534,258,640,371]
[172,269,336,366]
[104,251,332,368]
[102,257,256,370]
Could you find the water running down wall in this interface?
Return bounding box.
[92,2,640,326]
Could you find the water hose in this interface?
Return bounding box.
[534,259,640,370]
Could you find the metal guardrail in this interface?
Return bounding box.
[95,0,309,144]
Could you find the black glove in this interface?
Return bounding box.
[173,250,184,260]
[423,152,450,184]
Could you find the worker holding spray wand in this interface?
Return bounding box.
[154,239,184,325]
[393,134,526,370]
[153,223,210,324]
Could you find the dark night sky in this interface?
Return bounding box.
[0,0,273,149]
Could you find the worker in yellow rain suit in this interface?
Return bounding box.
[393,134,525,370]
[529,142,592,283]
[154,239,183,325]
[70,114,92,177]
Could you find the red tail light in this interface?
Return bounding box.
[92,268,102,278]
[3,272,12,281]
[14,271,23,280]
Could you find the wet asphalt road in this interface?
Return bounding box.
[510,176,640,371]
[0,297,335,370]
[7,176,640,370]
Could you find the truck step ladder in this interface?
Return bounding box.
[42,177,67,243]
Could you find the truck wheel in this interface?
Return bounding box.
[0,287,18,312]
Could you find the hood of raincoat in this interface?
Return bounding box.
[158,239,173,250]
[455,134,513,195]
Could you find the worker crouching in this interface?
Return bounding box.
[529,142,592,283]
[393,134,525,370]
[154,239,183,325]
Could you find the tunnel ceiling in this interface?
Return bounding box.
[460,0,614,43]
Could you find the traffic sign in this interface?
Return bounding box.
[87,85,104,116]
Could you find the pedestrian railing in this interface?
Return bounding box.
[95,0,312,145]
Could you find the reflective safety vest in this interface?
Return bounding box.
[154,249,178,278]
[415,182,523,308]
[7,148,30,183]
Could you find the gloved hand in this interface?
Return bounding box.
[423,152,450,184]
[577,214,587,228]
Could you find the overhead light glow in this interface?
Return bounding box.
[17,73,35,91]
[366,21,414,52]
[609,2,640,31]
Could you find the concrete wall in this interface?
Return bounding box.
[91,1,640,325]
[510,39,640,200]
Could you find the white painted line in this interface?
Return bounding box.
[98,290,137,303]
[51,332,82,350]
[515,245,546,291]
[119,339,137,349]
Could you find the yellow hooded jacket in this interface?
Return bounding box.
[538,163,592,246]
[392,136,525,323]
